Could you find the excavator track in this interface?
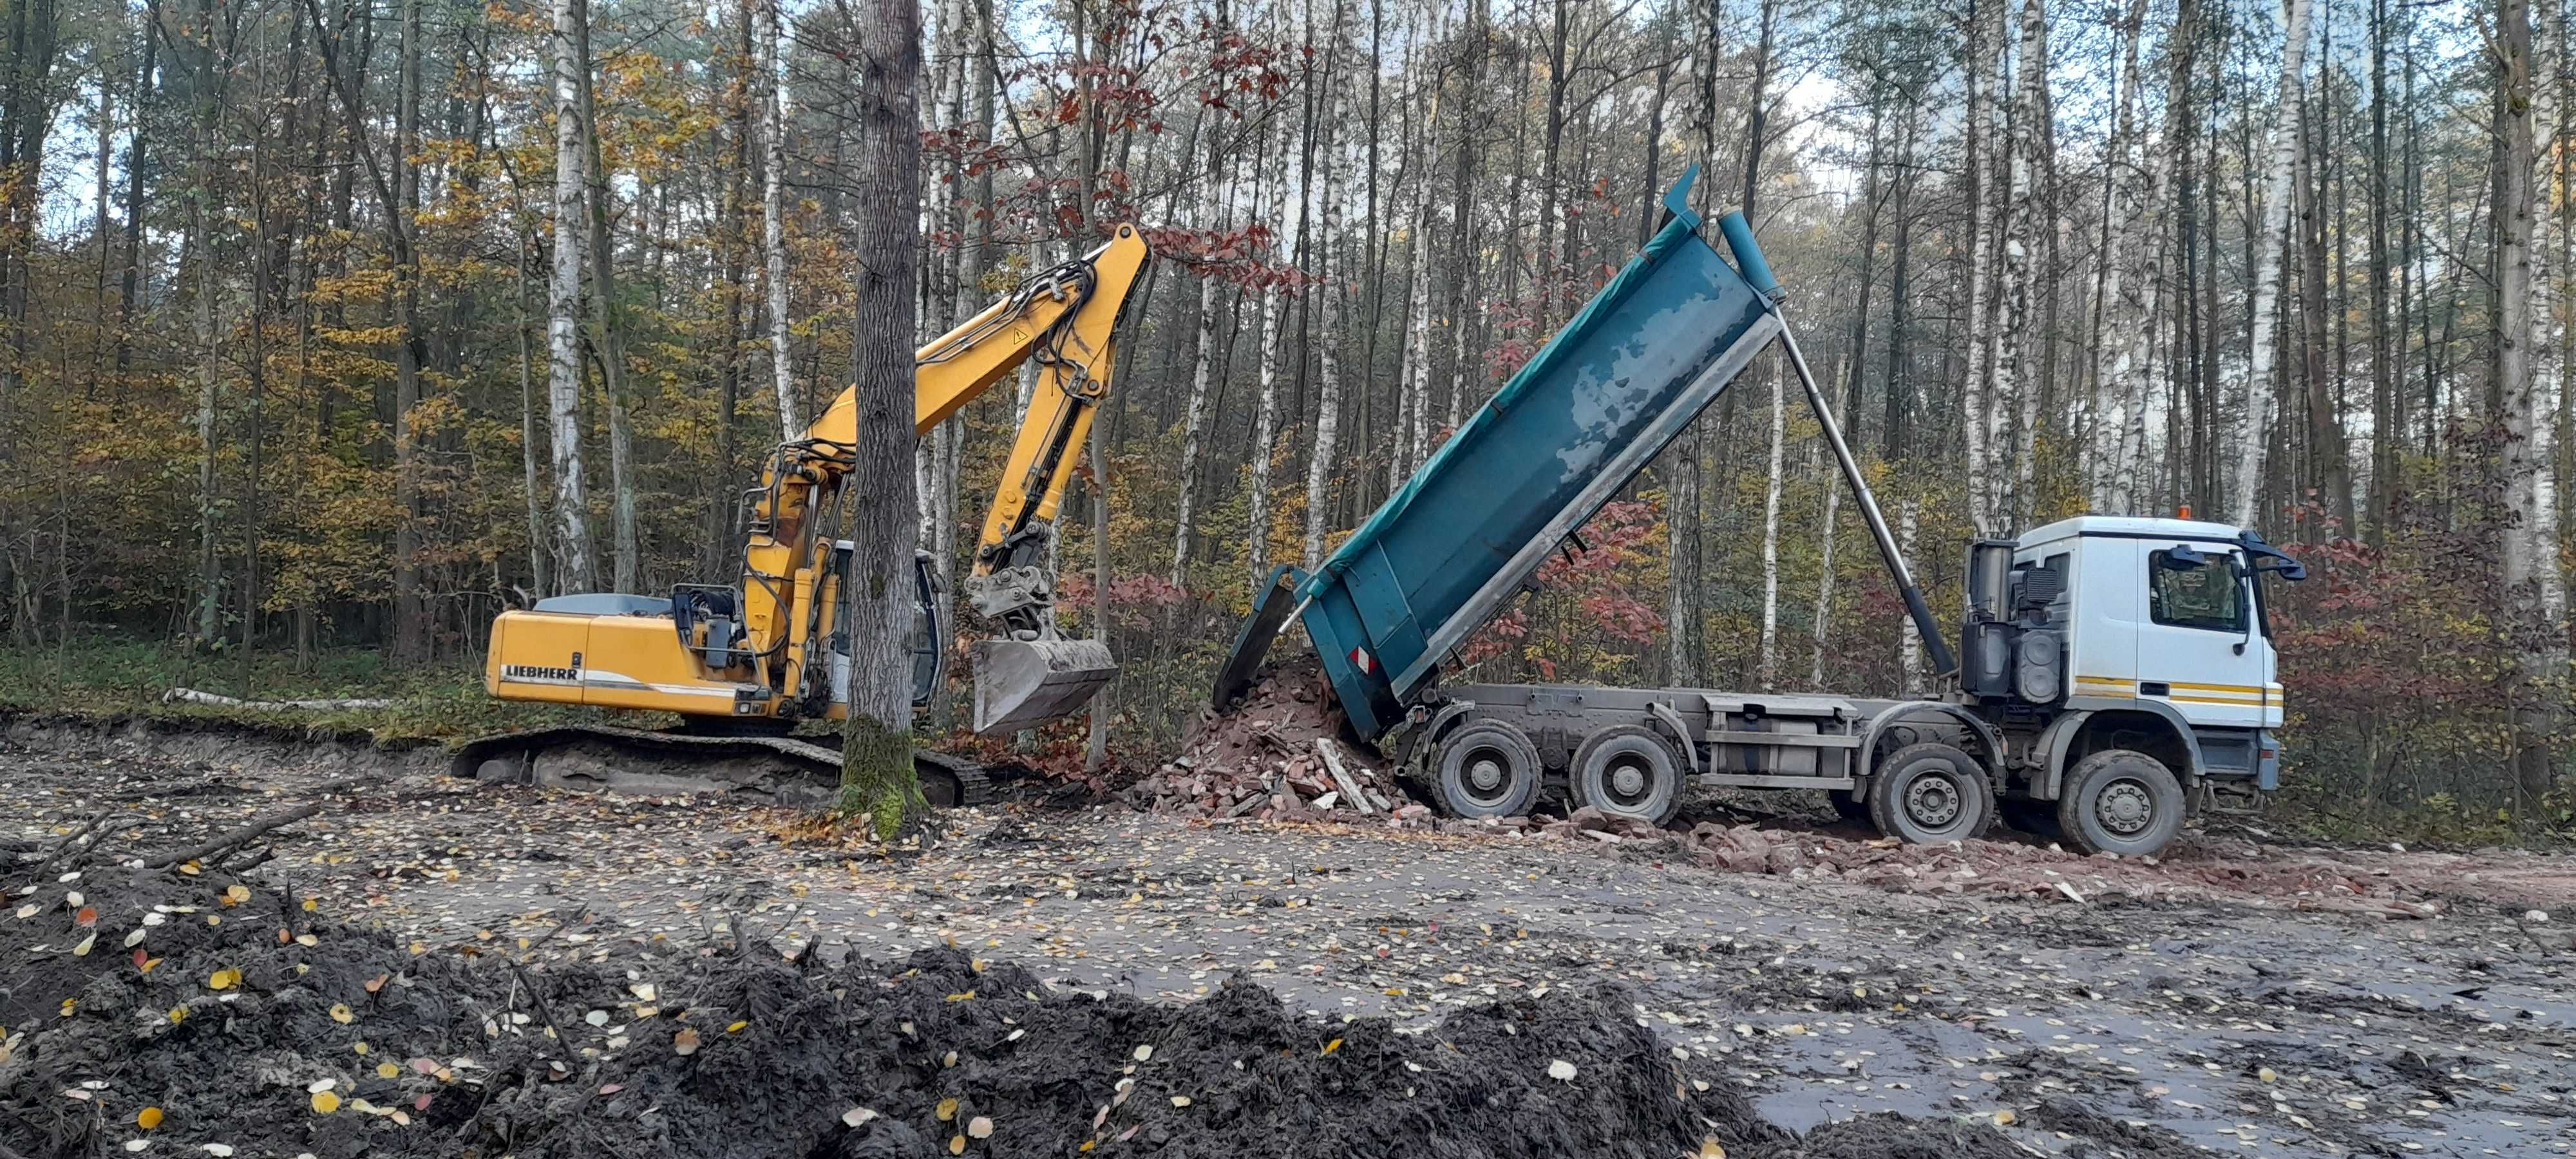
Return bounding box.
[449,724,992,808]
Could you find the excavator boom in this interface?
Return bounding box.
[480,226,1148,775]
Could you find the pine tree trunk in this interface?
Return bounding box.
[2233,0,2313,527]
[840,0,924,834]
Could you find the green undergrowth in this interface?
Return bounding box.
[0,635,615,746]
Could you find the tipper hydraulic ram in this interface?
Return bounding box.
[1218,168,2304,856]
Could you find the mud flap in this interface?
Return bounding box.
[1213,565,1307,713]
[971,636,1117,734]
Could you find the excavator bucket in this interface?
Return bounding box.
[971,636,1117,734]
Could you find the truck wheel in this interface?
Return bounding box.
[1569,726,1686,827]
[1435,721,1543,818]
[1866,742,1994,844]
[2055,749,2184,856]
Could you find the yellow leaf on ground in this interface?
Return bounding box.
[947,1136,965,1155]
[379,1063,400,1079]
[672,1028,701,1056]
[207,968,240,991]
[330,1004,354,1024]
[726,1021,748,1033]
[310,1092,341,1114]
[137,1107,163,1130]
[1323,1039,1343,1055]
[936,1097,958,1121]
[167,1006,187,1024]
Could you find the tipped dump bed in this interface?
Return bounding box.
[1218,167,1787,739]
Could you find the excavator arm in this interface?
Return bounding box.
[738,225,1150,733]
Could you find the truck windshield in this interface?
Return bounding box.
[2149,549,2246,633]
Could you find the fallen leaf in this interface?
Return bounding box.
[672,1028,701,1056]
[1170,1096,1193,1107]
[295,934,318,947]
[365,974,388,994]
[1991,1109,2016,1126]
[629,983,657,1001]
[1547,1059,1578,1082]
[378,1063,400,1079]
[1697,1142,1727,1159]
[166,1006,187,1024]
[74,907,97,927]
[1132,1044,1152,1062]
[726,1020,748,1033]
[11,904,33,919]
[841,1107,880,1127]
[585,1010,609,1026]
[598,1084,625,1095]
[71,933,95,957]
[410,1057,440,1075]
[137,1107,163,1130]
[936,1097,959,1122]
[301,898,318,912]
[309,1091,341,1115]
[948,1136,965,1155]
[222,885,249,907]
[201,1146,233,1158]
[206,968,240,992]
[330,1003,354,1024]
[967,1116,994,1139]
[1322,1038,1343,1056]
[307,1079,337,1094]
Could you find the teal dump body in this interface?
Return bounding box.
[1218,168,1785,740]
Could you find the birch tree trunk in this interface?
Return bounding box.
[518,232,550,598]
[1248,122,1287,587]
[1300,4,1347,570]
[2496,0,2566,816]
[840,0,924,834]
[1167,118,1226,587]
[758,0,800,437]
[1397,41,1443,478]
[1897,498,1922,693]
[1757,356,1784,690]
[571,0,639,593]
[1810,418,1842,688]
[392,0,426,661]
[1959,0,2001,537]
[2091,0,2148,509]
[2231,0,2314,527]
[1997,0,2049,525]
[547,0,598,592]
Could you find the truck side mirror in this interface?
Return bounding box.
[2157,544,2208,570]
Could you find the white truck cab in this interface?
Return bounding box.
[1958,515,2305,849]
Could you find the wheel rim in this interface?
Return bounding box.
[1459,745,1517,805]
[1903,771,1962,828]
[2096,777,2155,836]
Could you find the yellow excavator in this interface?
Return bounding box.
[454,227,1150,806]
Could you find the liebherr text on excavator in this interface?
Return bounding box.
[455,227,1150,806]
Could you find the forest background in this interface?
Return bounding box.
[0,0,2562,841]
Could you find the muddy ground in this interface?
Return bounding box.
[5,715,2575,1157]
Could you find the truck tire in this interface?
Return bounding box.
[1435,720,1543,819]
[1866,742,1994,844]
[2055,749,2185,856]
[1569,725,1686,827]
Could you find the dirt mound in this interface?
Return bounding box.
[1,860,2054,1159]
[1128,660,1422,824]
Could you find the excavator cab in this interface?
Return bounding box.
[821,545,946,712]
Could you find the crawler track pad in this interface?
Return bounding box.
[972,637,1116,734]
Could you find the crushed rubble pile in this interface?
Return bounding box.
[1522,807,2443,918]
[1125,660,1426,825]
[0,862,2051,1159]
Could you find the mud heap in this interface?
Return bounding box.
[1124,659,1421,824]
[0,863,2040,1159]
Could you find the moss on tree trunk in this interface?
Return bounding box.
[840,713,921,839]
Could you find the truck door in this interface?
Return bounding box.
[2134,543,2269,728]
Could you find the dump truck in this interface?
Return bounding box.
[1217,170,2303,856]
[456,228,1151,806]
